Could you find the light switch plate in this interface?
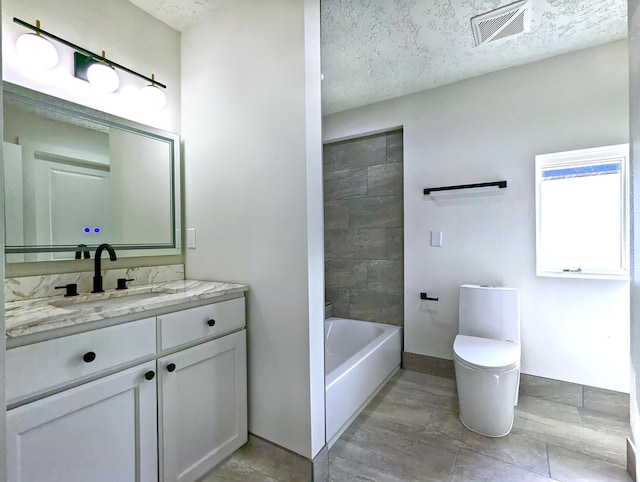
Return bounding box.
[430,230,443,247]
[187,228,196,249]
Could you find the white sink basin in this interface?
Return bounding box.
[49,290,170,309]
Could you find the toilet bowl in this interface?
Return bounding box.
[453,285,520,437]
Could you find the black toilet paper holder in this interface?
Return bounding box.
[420,292,439,301]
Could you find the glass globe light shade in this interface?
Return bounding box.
[16,33,58,70]
[140,84,167,111]
[87,62,120,93]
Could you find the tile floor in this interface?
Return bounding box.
[206,369,632,481]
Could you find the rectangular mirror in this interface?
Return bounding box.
[3,82,181,262]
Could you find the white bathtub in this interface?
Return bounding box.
[325,317,402,447]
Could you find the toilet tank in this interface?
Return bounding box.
[459,285,520,343]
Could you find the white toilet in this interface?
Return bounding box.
[453,284,520,437]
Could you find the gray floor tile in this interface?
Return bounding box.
[200,458,281,482]
[547,444,631,482]
[422,411,550,476]
[512,404,627,466]
[360,395,433,429]
[331,433,458,481]
[378,374,459,414]
[579,407,632,438]
[329,452,405,482]
[208,370,630,482]
[203,436,311,482]
[340,410,437,456]
[451,449,554,482]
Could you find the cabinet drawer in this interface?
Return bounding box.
[158,297,245,351]
[6,317,156,405]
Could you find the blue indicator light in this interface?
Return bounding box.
[84,227,90,233]
[94,227,100,233]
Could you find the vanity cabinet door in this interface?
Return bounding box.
[158,329,247,482]
[7,361,158,482]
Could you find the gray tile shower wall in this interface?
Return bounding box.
[324,131,404,326]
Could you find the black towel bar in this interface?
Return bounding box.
[423,180,507,195]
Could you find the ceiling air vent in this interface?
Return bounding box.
[471,0,530,46]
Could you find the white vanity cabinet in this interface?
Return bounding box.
[5,295,247,482]
[7,361,158,482]
[158,330,247,482]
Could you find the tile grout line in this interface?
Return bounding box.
[447,447,461,482]
[545,441,628,470]
[457,447,551,480]
[449,447,563,482]
[385,133,389,162]
[546,442,551,478]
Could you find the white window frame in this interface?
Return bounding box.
[535,143,629,280]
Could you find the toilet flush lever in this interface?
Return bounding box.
[420,292,439,301]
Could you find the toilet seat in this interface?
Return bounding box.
[453,335,520,372]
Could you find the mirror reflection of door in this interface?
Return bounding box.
[4,142,25,263]
[19,138,111,261]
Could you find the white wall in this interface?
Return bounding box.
[324,41,630,393]
[2,0,181,133]
[181,0,325,459]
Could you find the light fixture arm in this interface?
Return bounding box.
[13,17,167,89]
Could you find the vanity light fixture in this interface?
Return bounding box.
[14,17,167,105]
[15,20,59,70]
[82,51,120,93]
[140,74,167,111]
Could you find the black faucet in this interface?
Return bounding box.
[74,243,91,259]
[92,244,117,293]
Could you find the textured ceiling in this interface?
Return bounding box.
[128,0,229,31]
[321,0,627,114]
[129,0,627,115]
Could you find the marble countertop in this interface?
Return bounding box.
[5,279,249,339]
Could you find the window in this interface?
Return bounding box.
[535,144,629,279]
